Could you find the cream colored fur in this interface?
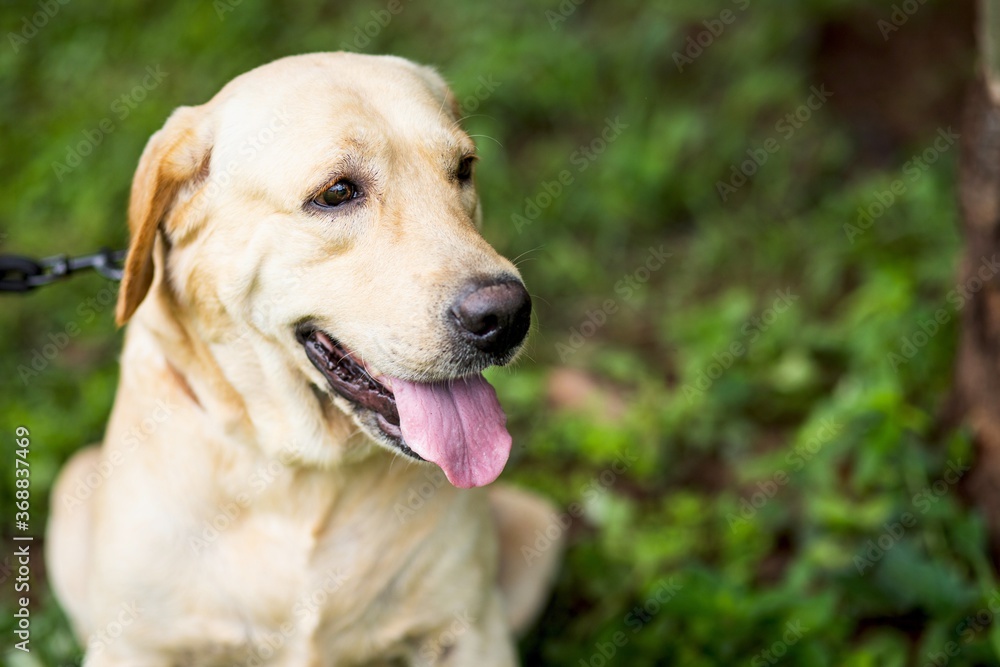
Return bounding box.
[45,53,562,666]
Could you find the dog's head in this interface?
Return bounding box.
[116,53,529,487]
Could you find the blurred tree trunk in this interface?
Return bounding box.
[956,0,1000,555]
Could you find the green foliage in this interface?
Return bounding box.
[0,0,990,664]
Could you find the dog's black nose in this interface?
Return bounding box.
[451,279,531,357]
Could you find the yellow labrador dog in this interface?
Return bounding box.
[46,53,562,666]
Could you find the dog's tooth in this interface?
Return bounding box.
[314,329,338,353]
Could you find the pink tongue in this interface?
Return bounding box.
[389,374,512,488]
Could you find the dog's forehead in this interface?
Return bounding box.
[215,55,458,140]
[206,53,469,188]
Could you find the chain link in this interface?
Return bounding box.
[0,248,126,293]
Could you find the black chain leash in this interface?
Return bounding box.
[0,248,127,293]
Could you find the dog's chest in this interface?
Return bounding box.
[176,467,497,664]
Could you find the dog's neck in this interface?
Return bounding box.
[124,270,381,472]
[114,287,478,563]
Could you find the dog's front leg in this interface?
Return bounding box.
[411,593,519,667]
[82,649,171,667]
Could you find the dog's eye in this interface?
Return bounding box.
[456,156,476,182]
[316,180,360,207]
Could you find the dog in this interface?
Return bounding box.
[46,52,562,666]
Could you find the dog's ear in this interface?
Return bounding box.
[115,105,211,326]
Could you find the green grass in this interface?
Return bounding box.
[0,0,993,664]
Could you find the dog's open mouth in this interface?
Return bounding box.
[300,328,405,442]
[298,327,512,488]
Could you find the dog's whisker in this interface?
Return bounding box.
[454,113,495,126]
[520,352,538,367]
[466,134,503,148]
[437,89,449,117]
[342,348,380,387]
[511,245,544,267]
[527,292,552,308]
